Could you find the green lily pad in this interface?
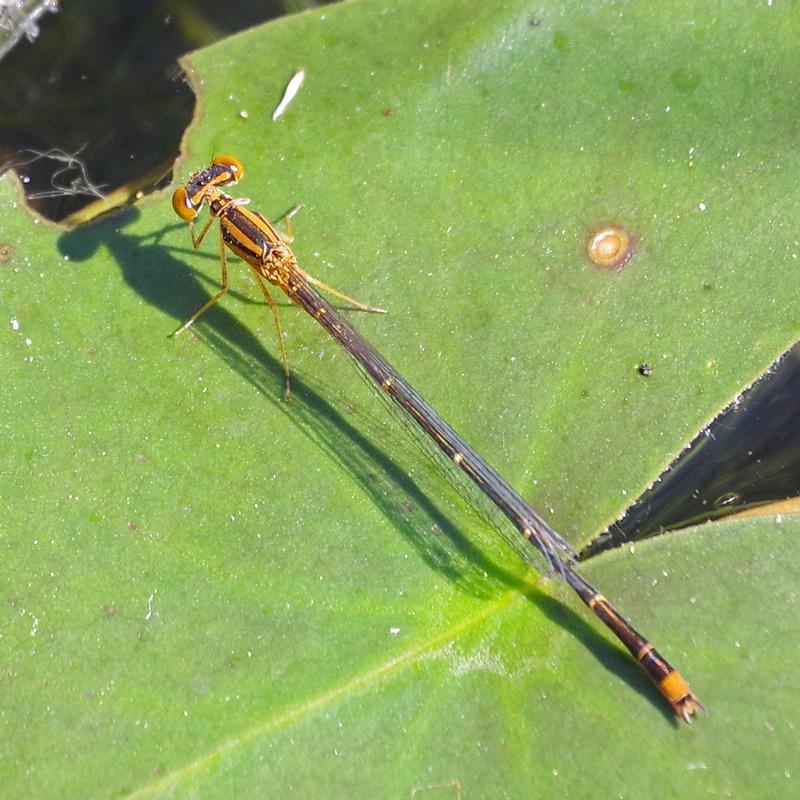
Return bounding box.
[2,0,799,796]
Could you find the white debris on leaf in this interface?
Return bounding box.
[272,68,306,121]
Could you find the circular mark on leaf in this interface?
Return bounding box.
[586,225,634,270]
[553,31,569,52]
[671,68,701,92]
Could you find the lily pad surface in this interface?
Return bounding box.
[1,1,799,797]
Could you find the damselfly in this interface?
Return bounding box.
[171,155,704,722]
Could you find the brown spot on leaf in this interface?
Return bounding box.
[0,243,15,263]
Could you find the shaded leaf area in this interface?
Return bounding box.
[1,0,799,797]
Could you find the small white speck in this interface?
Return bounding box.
[10,317,19,330]
[698,202,707,211]
[25,338,32,346]
[775,514,783,524]
[665,105,671,112]
[389,626,401,635]
[145,593,154,621]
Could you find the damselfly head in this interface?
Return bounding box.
[172,155,246,221]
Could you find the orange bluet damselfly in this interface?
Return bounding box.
[171,155,704,722]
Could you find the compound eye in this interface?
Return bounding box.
[172,187,198,221]
[211,154,244,182]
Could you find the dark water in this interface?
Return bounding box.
[581,344,800,558]
[0,0,325,220]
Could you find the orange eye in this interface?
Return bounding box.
[172,187,197,221]
[211,154,244,182]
